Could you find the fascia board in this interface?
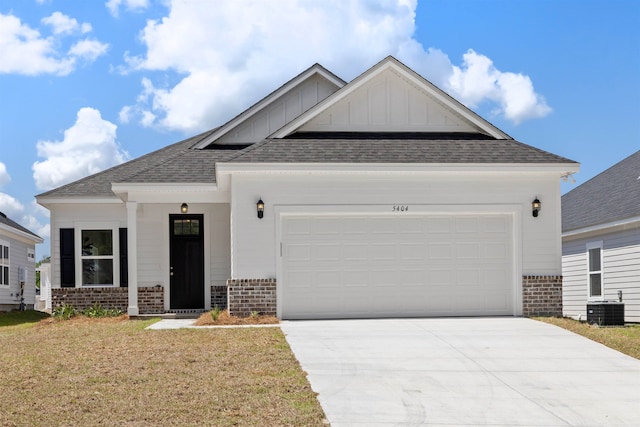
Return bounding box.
[270,57,511,140]
[0,223,44,244]
[193,66,345,149]
[562,215,640,239]
[36,197,121,208]
[216,162,580,174]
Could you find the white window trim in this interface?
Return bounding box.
[74,223,120,287]
[586,240,603,300]
[0,239,8,287]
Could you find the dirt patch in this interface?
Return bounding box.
[194,309,279,326]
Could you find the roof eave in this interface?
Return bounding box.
[0,223,44,244]
[562,215,640,239]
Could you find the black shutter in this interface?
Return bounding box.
[60,228,75,287]
[119,228,128,287]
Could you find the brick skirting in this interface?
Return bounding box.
[227,279,276,317]
[52,286,164,315]
[211,285,227,310]
[522,275,562,317]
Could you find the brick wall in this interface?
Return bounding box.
[52,286,164,315]
[522,275,562,317]
[211,285,227,310]
[227,279,276,317]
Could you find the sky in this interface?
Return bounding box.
[0,0,638,260]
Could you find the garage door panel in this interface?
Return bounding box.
[282,213,514,319]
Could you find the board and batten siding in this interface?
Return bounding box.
[229,171,562,279]
[562,225,640,322]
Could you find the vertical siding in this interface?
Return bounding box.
[562,225,640,322]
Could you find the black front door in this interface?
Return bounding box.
[169,214,204,309]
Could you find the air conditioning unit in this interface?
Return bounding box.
[587,302,624,326]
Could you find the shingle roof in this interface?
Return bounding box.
[562,150,640,232]
[36,129,244,198]
[227,134,577,164]
[0,212,42,240]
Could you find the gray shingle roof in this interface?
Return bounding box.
[227,136,577,164]
[0,212,42,240]
[562,150,640,232]
[36,129,243,198]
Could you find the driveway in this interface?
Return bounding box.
[281,318,640,427]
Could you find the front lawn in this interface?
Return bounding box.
[537,316,640,359]
[0,312,325,426]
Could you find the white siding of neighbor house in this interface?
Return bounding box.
[563,225,640,322]
[48,202,230,310]
[217,74,340,144]
[229,171,562,280]
[0,232,38,310]
[300,67,481,133]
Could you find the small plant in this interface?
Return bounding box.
[53,303,77,320]
[81,302,123,318]
[210,306,223,321]
[250,311,260,319]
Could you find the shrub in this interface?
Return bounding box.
[52,303,77,320]
[210,306,223,321]
[82,302,123,318]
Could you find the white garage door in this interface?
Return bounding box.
[281,213,514,319]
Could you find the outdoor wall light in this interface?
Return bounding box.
[257,198,264,219]
[180,203,189,214]
[532,198,541,218]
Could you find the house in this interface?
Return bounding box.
[36,56,579,319]
[562,150,640,323]
[0,211,44,311]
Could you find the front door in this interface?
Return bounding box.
[169,214,204,309]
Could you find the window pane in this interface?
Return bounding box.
[588,248,601,272]
[188,219,199,235]
[589,273,602,297]
[173,220,184,236]
[82,259,114,285]
[3,266,8,285]
[2,246,7,260]
[82,230,113,256]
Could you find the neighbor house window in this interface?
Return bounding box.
[81,229,114,286]
[587,241,603,298]
[0,241,8,286]
[27,248,35,263]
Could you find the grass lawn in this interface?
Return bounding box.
[536,317,640,360]
[0,311,325,426]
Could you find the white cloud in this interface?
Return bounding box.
[0,162,10,187]
[106,0,150,17]
[121,0,550,131]
[0,12,107,76]
[0,193,24,217]
[445,50,551,124]
[32,107,129,191]
[0,194,50,239]
[68,39,109,61]
[41,11,91,35]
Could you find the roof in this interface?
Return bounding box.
[37,130,244,199]
[228,133,576,164]
[562,150,640,232]
[0,212,43,241]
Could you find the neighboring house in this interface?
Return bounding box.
[36,261,52,312]
[0,212,44,311]
[36,56,579,319]
[562,150,640,323]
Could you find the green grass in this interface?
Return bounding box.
[0,312,326,426]
[536,317,640,359]
[0,310,50,328]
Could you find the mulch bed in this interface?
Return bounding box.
[194,309,279,326]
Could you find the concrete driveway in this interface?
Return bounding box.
[281,318,640,427]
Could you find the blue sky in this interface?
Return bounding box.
[1,0,638,260]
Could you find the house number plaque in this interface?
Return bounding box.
[392,205,409,212]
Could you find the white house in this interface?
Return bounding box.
[562,150,640,323]
[36,56,579,319]
[0,211,44,311]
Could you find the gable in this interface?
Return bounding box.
[299,67,481,134]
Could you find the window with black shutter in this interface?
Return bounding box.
[119,228,128,287]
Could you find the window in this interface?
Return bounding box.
[587,241,603,298]
[0,241,8,286]
[81,230,114,286]
[27,248,35,263]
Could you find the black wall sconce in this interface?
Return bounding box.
[180,203,188,214]
[257,198,264,219]
[532,198,541,217]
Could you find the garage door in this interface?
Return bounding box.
[281,213,514,319]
